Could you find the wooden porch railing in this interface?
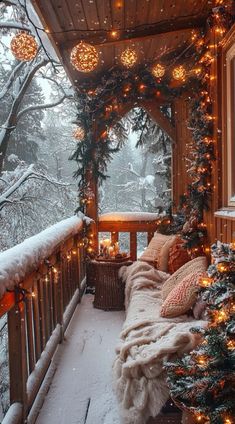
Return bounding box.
[98,212,160,260]
[0,217,86,424]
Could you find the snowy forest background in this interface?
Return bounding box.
[0,1,172,419]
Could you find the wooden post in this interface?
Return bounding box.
[85,167,98,253]
[111,231,119,245]
[57,251,64,343]
[8,297,28,420]
[130,232,137,261]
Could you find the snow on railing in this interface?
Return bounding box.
[99,212,159,222]
[0,215,84,298]
[98,212,160,261]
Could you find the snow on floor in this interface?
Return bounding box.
[35,294,124,424]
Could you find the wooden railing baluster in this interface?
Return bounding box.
[32,282,42,362]
[8,300,28,421]
[130,232,137,261]
[25,294,35,375]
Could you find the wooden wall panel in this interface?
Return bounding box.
[172,95,192,208]
[215,215,235,243]
[204,27,235,245]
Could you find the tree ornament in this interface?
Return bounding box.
[70,42,99,73]
[172,65,186,81]
[73,127,85,141]
[10,32,38,61]
[120,47,138,68]
[152,63,165,78]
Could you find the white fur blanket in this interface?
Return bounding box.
[113,261,205,424]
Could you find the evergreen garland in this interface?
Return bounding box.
[165,242,235,424]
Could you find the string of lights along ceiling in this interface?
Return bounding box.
[9,0,231,79]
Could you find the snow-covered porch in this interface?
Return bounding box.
[0,212,168,424]
[35,294,123,424]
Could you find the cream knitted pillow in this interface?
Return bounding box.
[139,233,176,271]
[161,256,208,301]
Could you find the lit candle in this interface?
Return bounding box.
[102,238,111,247]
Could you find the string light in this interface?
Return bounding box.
[214,309,229,324]
[73,126,85,141]
[227,340,235,350]
[10,32,38,61]
[120,47,137,68]
[70,41,99,72]
[152,63,165,78]
[110,30,119,39]
[172,65,186,81]
[217,263,229,273]
[199,277,213,287]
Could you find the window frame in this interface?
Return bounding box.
[222,27,235,208]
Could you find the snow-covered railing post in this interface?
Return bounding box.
[0,216,86,424]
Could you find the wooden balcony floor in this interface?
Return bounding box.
[35,294,124,424]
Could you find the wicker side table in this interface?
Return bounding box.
[92,259,132,311]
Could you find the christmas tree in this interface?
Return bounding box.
[165,241,235,424]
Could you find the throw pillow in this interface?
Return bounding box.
[139,233,175,270]
[161,256,208,301]
[168,236,191,274]
[158,235,177,272]
[160,271,205,318]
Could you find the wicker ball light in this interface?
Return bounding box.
[73,127,85,141]
[70,42,99,73]
[120,47,138,68]
[172,65,186,81]
[10,32,38,61]
[152,63,165,78]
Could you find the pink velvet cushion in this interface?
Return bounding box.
[160,271,206,318]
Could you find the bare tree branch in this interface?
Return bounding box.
[0,165,70,211]
[0,61,25,101]
[17,94,73,122]
[0,21,30,31]
[0,0,19,7]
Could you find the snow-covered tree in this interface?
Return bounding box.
[0,1,73,174]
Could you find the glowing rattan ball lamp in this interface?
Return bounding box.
[73,127,85,141]
[172,65,186,81]
[70,42,99,73]
[120,47,137,68]
[152,63,165,78]
[10,32,38,61]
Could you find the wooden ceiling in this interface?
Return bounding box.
[32,0,212,86]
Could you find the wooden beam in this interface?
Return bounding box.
[139,99,176,142]
[60,15,207,50]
